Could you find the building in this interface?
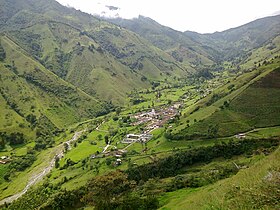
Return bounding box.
[122,133,153,144]
[115,159,122,165]
[235,133,246,139]
[0,156,11,164]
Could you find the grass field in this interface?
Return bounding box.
[160,146,280,209]
[171,60,280,138]
[246,126,280,138]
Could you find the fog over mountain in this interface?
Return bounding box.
[56,0,280,33]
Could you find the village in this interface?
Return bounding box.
[89,103,182,166]
[123,103,181,143]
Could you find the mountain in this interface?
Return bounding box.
[1,0,279,108]
[0,34,109,140]
[184,15,280,64]
[109,15,280,69]
[0,0,191,105]
[1,1,280,209]
[109,16,217,67]
[167,58,280,140]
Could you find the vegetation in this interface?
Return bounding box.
[4,137,279,209]
[160,146,280,210]
[169,61,280,140]
[0,0,280,209]
[126,138,280,182]
[0,42,6,61]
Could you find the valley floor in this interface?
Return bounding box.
[0,59,280,209]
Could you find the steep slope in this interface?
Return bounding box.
[169,59,280,139]
[109,16,216,68]
[0,35,108,139]
[0,0,191,104]
[161,145,280,210]
[241,35,280,68]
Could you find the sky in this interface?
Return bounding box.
[56,0,280,33]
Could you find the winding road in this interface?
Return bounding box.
[0,130,85,205]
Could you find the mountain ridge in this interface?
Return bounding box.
[109,14,280,65]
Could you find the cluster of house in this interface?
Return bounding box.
[131,104,181,134]
[90,148,127,166]
[89,103,182,166]
[122,133,153,144]
[121,104,181,145]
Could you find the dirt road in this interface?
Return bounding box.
[0,130,85,205]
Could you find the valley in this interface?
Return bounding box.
[0,0,280,209]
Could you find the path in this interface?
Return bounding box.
[96,121,111,153]
[0,130,85,205]
[243,126,280,135]
[123,141,136,150]
[102,144,110,153]
[95,121,108,133]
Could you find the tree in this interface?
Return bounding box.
[34,137,46,150]
[0,43,6,61]
[223,100,230,108]
[55,156,60,168]
[208,124,219,138]
[3,173,10,181]
[94,164,100,174]
[9,132,25,145]
[115,107,122,115]
[0,137,5,149]
[26,114,37,126]
[104,135,109,145]
[83,171,135,209]
[97,134,102,141]
[105,157,113,166]
[64,143,69,152]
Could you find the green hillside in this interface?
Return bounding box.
[109,16,215,67]
[169,59,280,139]
[0,35,107,139]
[0,0,280,209]
[110,15,280,69]
[160,144,280,210]
[0,0,191,105]
[185,15,280,65]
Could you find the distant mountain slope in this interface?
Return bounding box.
[0,0,280,136]
[0,0,191,104]
[109,16,216,67]
[184,15,280,63]
[110,15,280,68]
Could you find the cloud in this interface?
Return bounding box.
[56,0,280,33]
[106,5,120,11]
